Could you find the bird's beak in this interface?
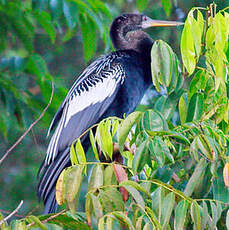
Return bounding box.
[142,16,184,29]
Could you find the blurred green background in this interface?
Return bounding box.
[0,0,228,217]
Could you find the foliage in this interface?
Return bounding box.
[1,1,229,230]
[0,0,112,139]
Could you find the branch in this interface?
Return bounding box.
[0,82,54,165]
[0,209,25,218]
[0,200,24,226]
[26,209,66,228]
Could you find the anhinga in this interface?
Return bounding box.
[38,13,183,213]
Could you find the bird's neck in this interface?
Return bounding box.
[110,28,153,54]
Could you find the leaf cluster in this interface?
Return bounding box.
[0,0,112,139]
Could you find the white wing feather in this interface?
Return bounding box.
[45,57,125,165]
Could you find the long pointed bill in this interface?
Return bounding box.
[142,16,184,29]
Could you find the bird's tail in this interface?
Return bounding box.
[37,147,71,214]
[37,136,91,214]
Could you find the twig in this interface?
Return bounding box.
[0,200,24,226]
[172,172,181,183]
[0,209,25,218]
[196,66,215,78]
[0,82,54,165]
[26,209,66,228]
[42,209,66,224]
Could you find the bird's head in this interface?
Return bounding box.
[110,13,183,52]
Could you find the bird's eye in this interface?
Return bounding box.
[143,16,147,21]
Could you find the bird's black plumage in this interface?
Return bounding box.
[38,13,181,213]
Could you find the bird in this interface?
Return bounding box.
[37,13,183,214]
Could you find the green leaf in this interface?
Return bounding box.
[181,10,196,75]
[151,40,175,90]
[122,185,145,209]
[118,111,142,153]
[112,211,135,230]
[161,0,172,16]
[186,93,204,122]
[151,187,163,220]
[154,96,176,120]
[0,78,22,101]
[119,180,151,198]
[147,130,190,144]
[206,23,214,50]
[193,10,204,58]
[88,164,103,191]
[132,140,150,173]
[35,11,56,43]
[190,135,199,161]
[184,158,207,196]
[214,12,228,61]
[49,0,63,20]
[111,119,120,137]
[90,194,103,219]
[75,139,86,167]
[196,134,213,161]
[39,212,91,229]
[210,201,222,229]
[136,0,148,11]
[151,179,193,203]
[96,120,113,159]
[89,129,99,160]
[143,223,150,230]
[106,216,114,230]
[63,0,78,30]
[56,169,65,205]
[212,167,229,203]
[179,93,188,124]
[161,192,175,228]
[63,165,84,212]
[98,216,105,230]
[26,216,47,230]
[26,54,48,79]
[174,200,188,230]
[167,54,180,94]
[87,0,111,20]
[155,136,174,163]
[79,14,97,62]
[99,188,125,212]
[0,212,7,229]
[189,70,207,99]
[145,206,162,229]
[140,110,168,132]
[8,7,34,52]
[191,201,201,230]
[70,142,78,165]
[175,72,184,93]
[103,165,117,186]
[201,201,209,229]
[11,220,28,230]
[149,137,165,167]
[136,215,143,230]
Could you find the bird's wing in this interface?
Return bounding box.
[45,53,126,165]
